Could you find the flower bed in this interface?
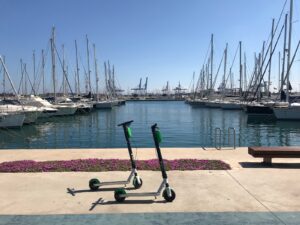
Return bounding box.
[0,159,231,173]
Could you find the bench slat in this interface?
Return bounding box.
[248,146,300,158]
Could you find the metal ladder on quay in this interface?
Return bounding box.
[214,127,236,150]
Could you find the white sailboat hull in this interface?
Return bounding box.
[37,107,58,118]
[94,101,113,109]
[0,113,25,128]
[0,104,40,124]
[220,102,242,110]
[76,103,93,113]
[273,106,300,120]
[188,100,207,107]
[205,101,221,108]
[52,105,77,116]
[23,110,40,124]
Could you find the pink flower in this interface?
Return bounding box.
[0,159,230,173]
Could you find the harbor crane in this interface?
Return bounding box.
[131,77,148,95]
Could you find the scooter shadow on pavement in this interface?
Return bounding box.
[67,187,136,196]
[89,198,167,211]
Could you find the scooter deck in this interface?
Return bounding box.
[120,192,160,198]
[95,180,129,187]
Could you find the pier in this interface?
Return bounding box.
[0,147,299,224]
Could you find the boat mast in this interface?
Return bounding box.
[112,65,115,97]
[93,44,99,101]
[62,44,66,96]
[239,41,242,97]
[2,56,5,94]
[222,43,228,98]
[18,59,24,95]
[86,35,92,95]
[229,67,232,92]
[33,50,36,93]
[199,66,204,98]
[281,14,288,101]
[192,71,195,95]
[260,42,265,98]
[75,40,80,95]
[112,65,116,97]
[0,55,20,100]
[257,54,261,101]
[210,34,213,90]
[206,63,209,91]
[104,61,108,98]
[66,65,69,96]
[24,63,28,95]
[50,26,57,103]
[286,0,293,103]
[42,49,45,95]
[74,71,77,94]
[278,51,281,91]
[108,61,111,97]
[267,19,275,97]
[244,53,247,92]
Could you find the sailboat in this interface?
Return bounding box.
[0,56,27,127]
[0,112,25,128]
[49,27,77,116]
[273,0,300,120]
[93,61,114,109]
[273,102,300,120]
[21,95,58,118]
[0,100,41,124]
[52,100,78,116]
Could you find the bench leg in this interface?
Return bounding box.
[263,157,272,165]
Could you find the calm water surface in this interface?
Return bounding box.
[1,101,300,149]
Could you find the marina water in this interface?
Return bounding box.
[1,101,300,149]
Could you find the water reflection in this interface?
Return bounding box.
[0,102,300,149]
[246,114,276,124]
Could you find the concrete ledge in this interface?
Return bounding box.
[0,147,299,169]
[1,212,300,225]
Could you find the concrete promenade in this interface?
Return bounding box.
[0,147,299,224]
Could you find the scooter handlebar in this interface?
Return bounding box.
[118,120,134,127]
[151,123,157,129]
[151,123,158,131]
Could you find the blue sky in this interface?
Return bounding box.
[1,0,300,94]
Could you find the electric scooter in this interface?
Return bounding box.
[89,120,143,190]
[114,123,176,202]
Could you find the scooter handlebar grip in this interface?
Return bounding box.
[151,123,158,130]
[117,120,134,127]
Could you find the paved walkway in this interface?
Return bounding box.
[0,147,299,224]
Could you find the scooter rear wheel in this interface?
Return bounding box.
[114,188,126,202]
[162,189,176,202]
[89,178,100,191]
[133,177,143,189]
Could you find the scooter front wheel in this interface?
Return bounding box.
[89,178,100,191]
[133,177,143,189]
[162,188,176,202]
[114,188,126,202]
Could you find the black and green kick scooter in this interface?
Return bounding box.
[114,123,176,202]
[89,120,143,190]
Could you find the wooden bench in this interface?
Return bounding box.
[248,146,300,165]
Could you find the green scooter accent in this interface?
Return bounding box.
[114,123,176,203]
[89,120,142,191]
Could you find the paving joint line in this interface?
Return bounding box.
[225,170,287,225]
